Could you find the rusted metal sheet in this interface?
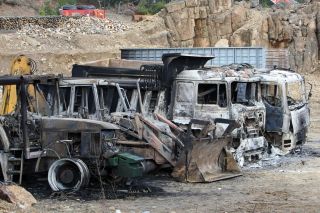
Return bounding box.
[172,138,241,182]
[41,117,119,131]
[291,106,310,134]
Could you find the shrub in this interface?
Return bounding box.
[57,0,77,8]
[260,0,273,7]
[39,0,77,16]
[39,1,58,16]
[137,0,166,15]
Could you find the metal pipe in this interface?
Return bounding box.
[56,80,61,115]
[136,79,144,115]
[20,80,30,158]
[115,83,128,111]
[92,83,102,120]
[34,84,39,115]
[0,125,9,152]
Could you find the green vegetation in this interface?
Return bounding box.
[57,0,77,8]
[137,0,166,15]
[260,0,273,7]
[39,1,58,16]
[39,0,77,16]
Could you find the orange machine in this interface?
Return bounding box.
[59,5,106,19]
[0,55,49,115]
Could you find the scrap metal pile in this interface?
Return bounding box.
[0,54,310,192]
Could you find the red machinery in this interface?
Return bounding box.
[59,5,106,19]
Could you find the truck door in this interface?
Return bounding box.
[261,83,283,132]
[172,81,195,124]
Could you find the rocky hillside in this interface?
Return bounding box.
[159,0,319,73]
[0,0,318,74]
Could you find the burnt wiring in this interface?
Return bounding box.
[91,140,106,199]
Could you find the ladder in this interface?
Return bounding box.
[7,148,24,184]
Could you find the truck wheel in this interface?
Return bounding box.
[48,158,90,191]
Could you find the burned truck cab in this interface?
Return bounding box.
[258,70,310,151]
[170,66,266,166]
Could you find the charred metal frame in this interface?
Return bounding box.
[258,70,310,151]
[0,75,58,159]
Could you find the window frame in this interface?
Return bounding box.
[196,82,228,108]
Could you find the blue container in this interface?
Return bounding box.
[121,47,266,68]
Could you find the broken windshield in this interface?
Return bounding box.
[231,82,258,106]
[286,81,305,107]
[261,83,282,107]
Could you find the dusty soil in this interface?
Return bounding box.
[0,4,38,17]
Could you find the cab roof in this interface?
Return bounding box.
[175,65,260,82]
[256,69,304,84]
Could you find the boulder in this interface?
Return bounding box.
[0,184,37,208]
[231,5,248,31]
[214,38,229,47]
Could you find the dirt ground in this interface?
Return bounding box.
[0,73,315,212]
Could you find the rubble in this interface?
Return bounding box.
[0,16,71,31]
[17,16,131,38]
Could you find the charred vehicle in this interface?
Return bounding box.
[0,75,153,191]
[72,54,268,167]
[164,57,266,166]
[0,56,241,190]
[258,69,310,151]
[56,77,241,183]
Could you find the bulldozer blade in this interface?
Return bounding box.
[172,138,241,183]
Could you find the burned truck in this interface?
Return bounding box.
[56,77,241,183]
[162,55,267,166]
[0,55,241,190]
[72,54,268,166]
[258,69,310,151]
[0,75,165,191]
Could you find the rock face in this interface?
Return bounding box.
[160,0,320,73]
